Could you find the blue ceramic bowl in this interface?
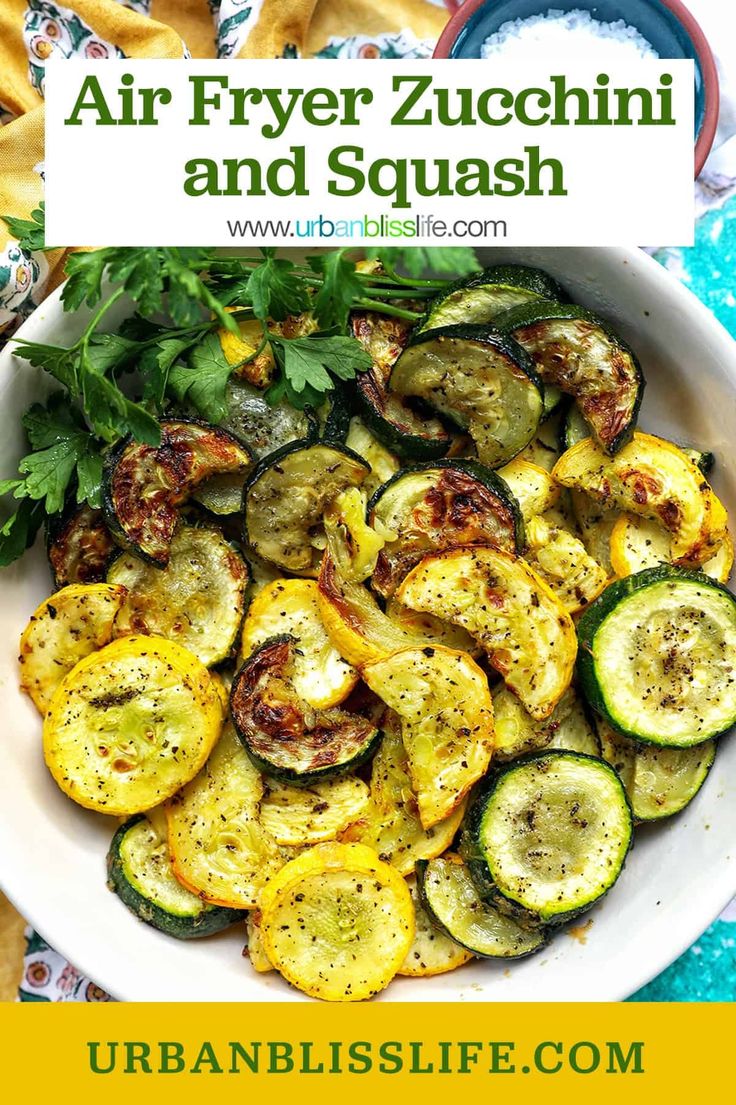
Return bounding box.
[434,0,719,175]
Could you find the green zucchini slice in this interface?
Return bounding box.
[390,325,544,468]
[496,301,644,455]
[107,524,249,667]
[577,566,736,748]
[242,440,369,573]
[318,382,353,444]
[368,460,523,598]
[46,503,116,588]
[103,419,252,567]
[597,719,716,822]
[560,402,591,451]
[684,447,715,476]
[493,686,601,763]
[463,752,632,924]
[230,635,381,785]
[107,812,245,939]
[351,311,454,460]
[417,854,546,959]
[419,265,567,331]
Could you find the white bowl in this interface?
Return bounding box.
[1,246,735,1003]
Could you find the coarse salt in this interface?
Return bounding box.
[481,8,659,65]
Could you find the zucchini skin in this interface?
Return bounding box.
[367,458,525,567]
[496,301,645,455]
[460,751,633,927]
[577,565,736,745]
[405,322,544,395]
[320,383,353,444]
[419,265,568,331]
[415,858,547,960]
[106,816,246,939]
[46,502,117,589]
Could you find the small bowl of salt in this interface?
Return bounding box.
[434,1,719,176]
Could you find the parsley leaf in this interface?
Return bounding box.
[308,251,363,332]
[245,250,311,322]
[167,332,234,422]
[1,203,46,252]
[0,499,45,568]
[366,246,479,278]
[269,333,371,403]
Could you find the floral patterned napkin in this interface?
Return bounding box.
[4,0,736,1001]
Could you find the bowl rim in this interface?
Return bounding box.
[433,0,720,178]
[2,245,736,1002]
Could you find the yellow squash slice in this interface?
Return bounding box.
[610,514,734,584]
[524,514,609,614]
[341,720,467,875]
[396,546,577,720]
[570,491,616,574]
[20,582,128,715]
[493,686,600,762]
[398,876,474,977]
[552,433,728,565]
[497,457,560,522]
[246,912,274,973]
[167,723,291,909]
[259,775,371,846]
[361,646,495,828]
[345,416,400,498]
[43,635,223,816]
[240,578,358,708]
[385,598,480,655]
[258,841,414,1002]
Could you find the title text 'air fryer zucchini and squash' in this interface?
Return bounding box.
[17,262,736,1001]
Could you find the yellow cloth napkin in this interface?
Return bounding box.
[0,0,450,333]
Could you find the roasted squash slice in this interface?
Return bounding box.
[398,875,474,977]
[240,578,358,708]
[246,912,274,973]
[108,525,249,667]
[167,722,290,909]
[553,433,728,566]
[524,514,609,614]
[610,514,734,584]
[341,719,467,875]
[230,636,380,785]
[259,775,371,846]
[345,416,401,498]
[20,582,127,715]
[46,503,116,588]
[368,460,523,598]
[44,635,223,816]
[103,419,252,567]
[396,546,577,720]
[493,686,600,762]
[258,841,414,1002]
[497,457,560,522]
[361,645,495,828]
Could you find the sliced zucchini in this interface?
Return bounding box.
[230,636,380,785]
[260,775,371,846]
[345,416,400,498]
[46,504,116,588]
[610,514,734,584]
[341,716,467,876]
[103,419,252,567]
[419,265,566,331]
[577,566,736,748]
[463,751,632,924]
[246,912,274,973]
[19,582,128,715]
[493,686,600,762]
[368,460,523,598]
[351,311,453,460]
[43,635,223,816]
[524,514,609,614]
[167,722,290,908]
[560,402,591,450]
[240,578,357,708]
[398,874,474,977]
[597,719,716,822]
[417,854,546,959]
[258,841,414,1002]
[496,300,644,454]
[191,473,247,516]
[361,645,494,828]
[218,378,317,460]
[517,409,563,471]
[107,524,249,667]
[553,433,729,566]
[496,457,560,522]
[541,385,565,421]
[318,382,352,444]
[107,811,245,938]
[685,447,715,476]
[390,325,544,468]
[396,546,577,720]
[242,440,369,573]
